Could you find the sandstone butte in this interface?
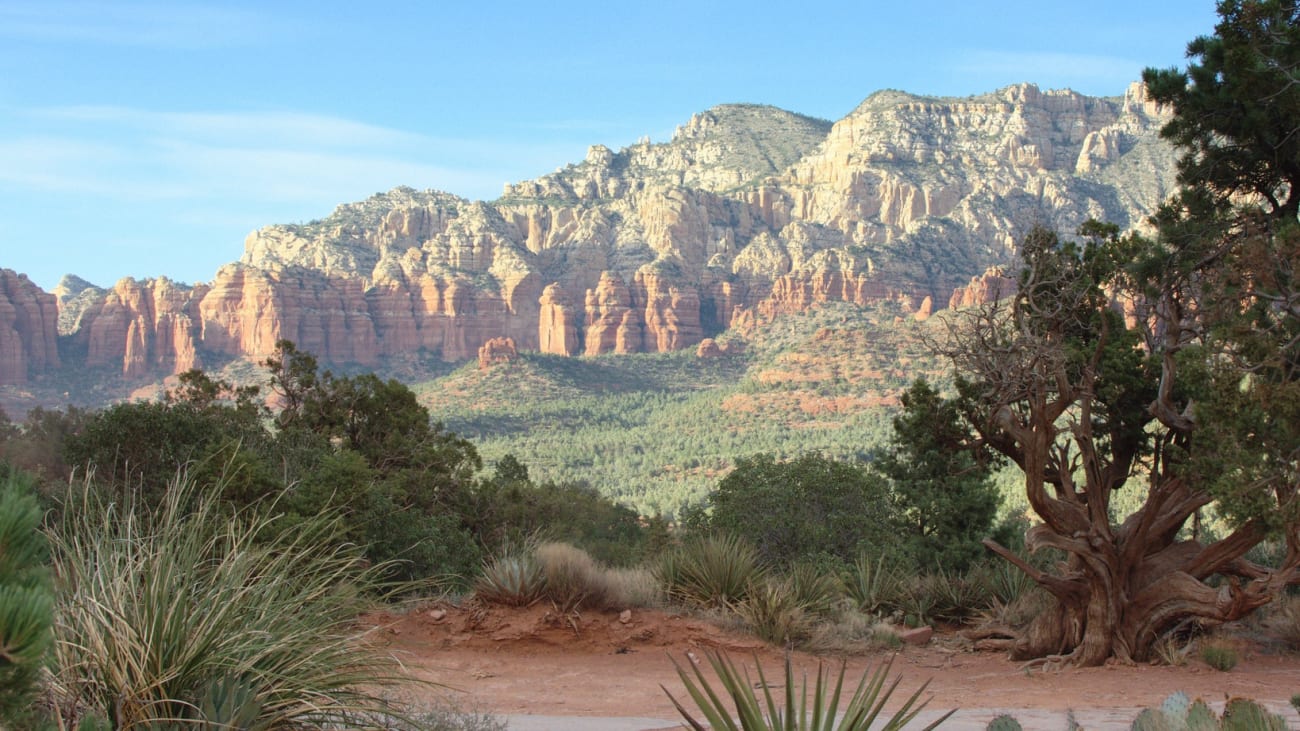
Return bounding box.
[0,82,1177,388]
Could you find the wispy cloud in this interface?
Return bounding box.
[0,105,583,206]
[0,1,273,49]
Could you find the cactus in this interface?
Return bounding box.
[1130,708,1177,731]
[1184,699,1218,731]
[1160,691,1191,722]
[1126,693,1288,731]
[986,714,1023,731]
[1220,697,1287,730]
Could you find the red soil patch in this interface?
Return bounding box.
[364,603,1300,720]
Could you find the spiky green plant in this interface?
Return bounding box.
[474,547,546,607]
[665,534,763,610]
[662,649,953,731]
[784,562,841,618]
[736,577,812,646]
[841,553,906,616]
[45,475,405,729]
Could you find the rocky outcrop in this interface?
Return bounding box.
[949,268,1018,309]
[477,336,519,369]
[0,270,60,385]
[584,272,638,355]
[538,284,580,356]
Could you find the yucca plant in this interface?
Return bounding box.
[736,577,812,646]
[474,545,546,607]
[842,552,907,616]
[45,475,406,729]
[663,649,953,730]
[665,534,764,610]
[784,562,842,618]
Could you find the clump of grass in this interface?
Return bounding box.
[45,476,403,729]
[535,541,612,611]
[1151,633,1192,667]
[660,534,763,610]
[604,566,663,608]
[804,608,901,655]
[1200,638,1239,671]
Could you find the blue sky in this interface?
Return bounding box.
[0,1,1218,291]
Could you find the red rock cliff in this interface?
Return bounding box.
[0,269,60,385]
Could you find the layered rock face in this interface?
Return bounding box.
[0,270,60,385]
[7,82,1178,380]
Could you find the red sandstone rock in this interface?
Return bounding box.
[584,272,638,355]
[538,283,580,355]
[949,267,1016,309]
[0,269,61,385]
[696,338,723,357]
[478,336,519,369]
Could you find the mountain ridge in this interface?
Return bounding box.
[0,81,1176,401]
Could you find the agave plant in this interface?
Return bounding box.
[663,649,953,731]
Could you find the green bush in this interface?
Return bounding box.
[1200,640,1239,671]
[700,453,895,567]
[45,476,404,728]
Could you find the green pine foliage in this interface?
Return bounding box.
[0,467,53,729]
[873,378,1000,572]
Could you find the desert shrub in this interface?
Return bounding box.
[663,533,764,610]
[474,544,546,606]
[45,476,403,729]
[735,577,812,646]
[804,607,901,655]
[472,462,648,566]
[979,558,1035,607]
[1200,638,1239,671]
[0,468,53,729]
[604,566,663,608]
[535,541,612,611]
[841,552,908,616]
[1267,594,1300,649]
[1151,633,1193,667]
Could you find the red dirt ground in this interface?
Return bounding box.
[363,603,1300,721]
